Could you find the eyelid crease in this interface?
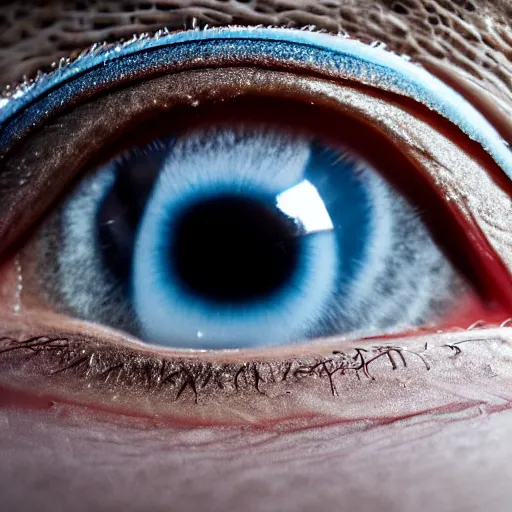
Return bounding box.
[0,27,511,180]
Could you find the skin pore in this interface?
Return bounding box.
[1,1,512,510]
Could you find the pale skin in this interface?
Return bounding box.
[1,1,512,511]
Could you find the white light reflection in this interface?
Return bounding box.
[276,180,334,234]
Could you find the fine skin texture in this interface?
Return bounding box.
[2,1,512,511]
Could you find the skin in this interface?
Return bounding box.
[1,1,512,510]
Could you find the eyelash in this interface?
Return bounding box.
[0,321,506,412]
[0,331,442,404]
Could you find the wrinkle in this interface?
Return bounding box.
[3,402,512,511]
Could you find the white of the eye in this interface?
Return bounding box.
[57,164,123,320]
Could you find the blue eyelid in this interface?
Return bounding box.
[0,27,511,178]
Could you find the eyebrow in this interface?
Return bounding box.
[2,0,509,90]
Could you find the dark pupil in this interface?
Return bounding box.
[169,194,301,303]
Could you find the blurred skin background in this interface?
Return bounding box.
[1,1,512,511]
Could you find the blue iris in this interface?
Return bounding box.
[129,127,373,348]
[304,142,371,295]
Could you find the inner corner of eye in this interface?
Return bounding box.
[20,98,511,351]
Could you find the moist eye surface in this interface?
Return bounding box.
[4,27,511,351]
[31,121,469,349]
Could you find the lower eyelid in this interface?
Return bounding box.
[1,323,512,428]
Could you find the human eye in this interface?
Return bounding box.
[1,24,512,425]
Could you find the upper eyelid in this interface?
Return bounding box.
[1,27,511,179]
